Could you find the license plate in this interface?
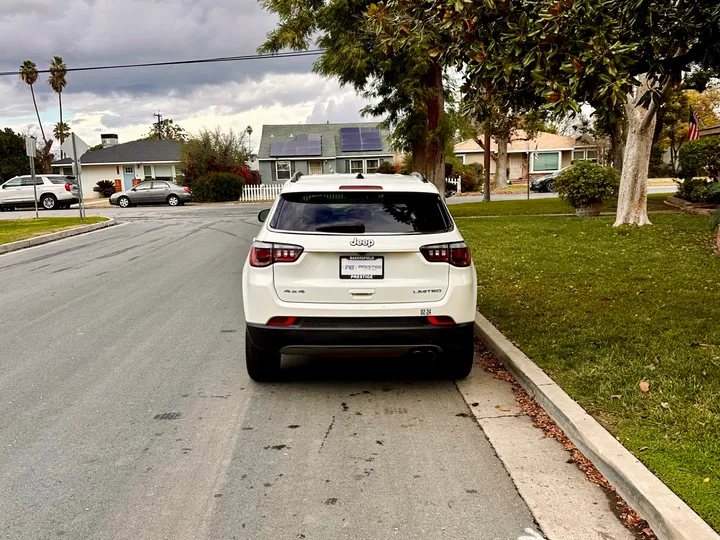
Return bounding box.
[340,256,384,280]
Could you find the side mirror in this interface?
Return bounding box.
[258,209,270,223]
[131,187,136,191]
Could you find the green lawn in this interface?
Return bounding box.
[450,192,671,217]
[459,213,720,531]
[0,217,107,245]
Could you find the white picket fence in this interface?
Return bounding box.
[240,177,461,202]
[240,183,284,202]
[446,176,462,193]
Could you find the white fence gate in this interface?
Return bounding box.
[240,183,284,202]
[241,178,461,202]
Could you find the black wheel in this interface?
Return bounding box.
[40,194,57,210]
[545,181,555,193]
[442,335,474,380]
[167,194,180,207]
[245,329,280,382]
[118,196,131,208]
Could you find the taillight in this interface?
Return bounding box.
[428,316,455,325]
[249,241,303,267]
[184,187,191,193]
[267,316,297,326]
[339,185,383,190]
[420,242,471,267]
[64,183,71,192]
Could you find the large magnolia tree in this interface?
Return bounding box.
[377,0,720,225]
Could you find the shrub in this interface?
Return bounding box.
[376,161,396,174]
[676,178,720,203]
[180,128,250,185]
[445,181,458,198]
[554,160,619,208]
[191,172,245,203]
[93,180,116,197]
[464,163,484,178]
[678,137,720,182]
[459,171,479,192]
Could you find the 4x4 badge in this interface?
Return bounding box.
[349,238,374,248]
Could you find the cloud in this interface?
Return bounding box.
[0,0,381,150]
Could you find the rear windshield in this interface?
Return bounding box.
[270,192,453,234]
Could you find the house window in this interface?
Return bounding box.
[573,150,585,161]
[366,159,380,174]
[124,166,134,175]
[586,150,597,161]
[532,152,560,173]
[276,161,291,181]
[349,160,364,174]
[143,166,152,179]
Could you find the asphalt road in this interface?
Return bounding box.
[0,208,541,540]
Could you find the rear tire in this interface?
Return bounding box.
[545,181,555,193]
[245,329,281,382]
[40,194,57,210]
[167,194,180,206]
[443,336,474,380]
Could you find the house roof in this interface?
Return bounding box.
[257,122,394,160]
[699,123,720,137]
[454,131,577,154]
[53,140,182,166]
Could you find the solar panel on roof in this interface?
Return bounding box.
[270,135,322,156]
[340,127,360,135]
[341,126,383,152]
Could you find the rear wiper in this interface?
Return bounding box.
[315,224,366,233]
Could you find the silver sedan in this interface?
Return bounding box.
[109,180,192,208]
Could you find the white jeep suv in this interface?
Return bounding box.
[0,174,79,211]
[242,172,477,381]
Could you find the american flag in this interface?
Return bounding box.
[534,143,539,162]
[688,109,700,141]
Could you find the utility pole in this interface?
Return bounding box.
[154,112,163,139]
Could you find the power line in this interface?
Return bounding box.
[1,50,324,77]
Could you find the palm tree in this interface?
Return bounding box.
[53,122,70,143]
[49,56,68,157]
[19,60,46,143]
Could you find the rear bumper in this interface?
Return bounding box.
[246,318,474,355]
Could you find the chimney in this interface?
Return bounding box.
[101,133,119,148]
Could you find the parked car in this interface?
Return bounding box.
[0,174,79,211]
[109,180,192,208]
[242,171,477,381]
[530,167,571,193]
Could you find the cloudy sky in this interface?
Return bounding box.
[0,0,375,153]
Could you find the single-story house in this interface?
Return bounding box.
[454,131,599,182]
[699,123,720,138]
[53,135,182,198]
[257,122,396,183]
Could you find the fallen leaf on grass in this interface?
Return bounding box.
[495,406,510,412]
[601,297,613,303]
[639,381,650,393]
[704,478,710,483]
[654,357,660,365]
[660,402,669,409]
[638,447,649,452]
[610,394,622,400]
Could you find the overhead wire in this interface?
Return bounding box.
[1,50,324,77]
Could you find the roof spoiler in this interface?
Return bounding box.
[411,172,429,183]
[290,171,303,183]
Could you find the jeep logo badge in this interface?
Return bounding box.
[350,238,374,248]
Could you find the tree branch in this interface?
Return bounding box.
[640,78,674,132]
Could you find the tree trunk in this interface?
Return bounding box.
[411,61,445,198]
[614,78,657,227]
[495,134,509,189]
[609,114,626,172]
[30,85,47,144]
[59,92,64,159]
[42,139,53,174]
[483,130,491,202]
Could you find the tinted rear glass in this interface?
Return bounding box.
[271,192,453,234]
[49,176,75,184]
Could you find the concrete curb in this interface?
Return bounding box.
[473,312,720,540]
[0,219,116,256]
